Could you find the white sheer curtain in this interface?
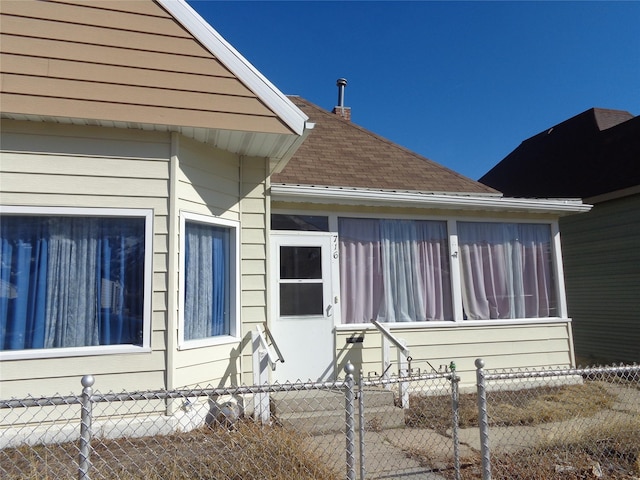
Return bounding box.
[184,222,229,340]
[339,218,451,324]
[1,215,144,351]
[458,222,556,320]
[45,218,100,348]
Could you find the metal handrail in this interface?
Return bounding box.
[262,322,285,364]
[255,324,284,370]
[371,319,410,357]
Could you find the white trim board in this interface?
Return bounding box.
[158,0,309,136]
[271,184,592,215]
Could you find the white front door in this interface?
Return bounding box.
[270,234,336,382]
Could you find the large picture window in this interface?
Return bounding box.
[458,222,557,320]
[0,209,150,356]
[338,218,452,323]
[181,213,238,346]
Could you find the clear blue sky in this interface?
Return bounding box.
[188,1,640,181]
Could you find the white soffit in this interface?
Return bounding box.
[270,184,593,215]
[158,0,309,136]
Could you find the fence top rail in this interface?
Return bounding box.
[361,371,451,388]
[0,395,81,409]
[0,379,350,407]
[90,381,348,403]
[484,364,640,381]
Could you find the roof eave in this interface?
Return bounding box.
[270,184,593,215]
[158,0,309,137]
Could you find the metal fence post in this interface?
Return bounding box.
[79,375,94,480]
[475,359,491,480]
[344,362,356,480]
[358,369,365,480]
[450,361,461,480]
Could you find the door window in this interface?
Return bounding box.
[279,246,324,316]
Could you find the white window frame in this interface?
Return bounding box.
[179,211,240,349]
[272,209,568,331]
[0,206,153,361]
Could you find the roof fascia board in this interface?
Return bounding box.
[584,184,640,204]
[157,0,308,136]
[270,184,592,215]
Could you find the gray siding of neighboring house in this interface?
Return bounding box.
[560,193,640,364]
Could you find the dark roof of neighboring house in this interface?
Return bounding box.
[480,108,640,199]
[272,97,497,195]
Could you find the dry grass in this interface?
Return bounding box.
[480,417,640,480]
[405,381,613,434]
[1,420,342,480]
[405,380,640,479]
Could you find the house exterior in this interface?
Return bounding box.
[0,0,593,411]
[480,108,640,364]
[268,95,591,384]
[0,0,311,399]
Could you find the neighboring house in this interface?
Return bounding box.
[480,108,640,364]
[0,0,311,399]
[0,0,592,409]
[268,94,590,384]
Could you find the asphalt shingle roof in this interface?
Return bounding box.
[480,108,640,199]
[272,97,497,195]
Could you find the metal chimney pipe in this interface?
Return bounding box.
[337,78,347,107]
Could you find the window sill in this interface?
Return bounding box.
[0,344,152,361]
[178,335,241,351]
[335,317,572,332]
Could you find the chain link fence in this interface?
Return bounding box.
[2,361,639,480]
[0,364,459,480]
[473,361,640,480]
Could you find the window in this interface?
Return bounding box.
[271,212,564,326]
[180,212,238,346]
[271,214,329,232]
[338,218,452,323]
[458,222,557,320]
[279,245,324,316]
[0,208,151,357]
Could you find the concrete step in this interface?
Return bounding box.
[271,387,405,434]
[276,405,406,434]
[271,387,397,414]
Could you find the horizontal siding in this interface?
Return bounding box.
[171,140,266,388]
[1,35,232,78]
[176,137,240,218]
[335,322,573,388]
[2,73,274,116]
[1,153,169,179]
[1,172,168,197]
[0,121,171,397]
[1,119,171,159]
[239,158,269,379]
[2,371,168,399]
[561,194,640,364]
[0,0,289,134]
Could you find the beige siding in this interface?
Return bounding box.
[0,120,171,396]
[239,158,270,379]
[561,194,640,364]
[171,138,268,387]
[335,322,574,388]
[0,0,291,134]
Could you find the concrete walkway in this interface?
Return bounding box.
[457,381,640,454]
[309,429,453,480]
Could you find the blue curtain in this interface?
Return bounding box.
[184,222,229,340]
[0,216,144,350]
